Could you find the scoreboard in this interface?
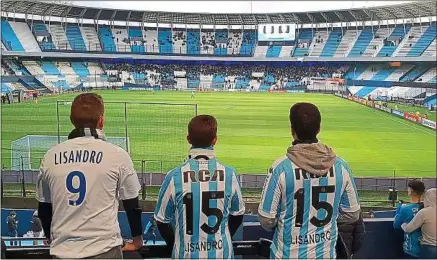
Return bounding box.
[258,24,296,42]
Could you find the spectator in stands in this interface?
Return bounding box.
[402,188,437,259]
[143,218,157,245]
[337,210,366,258]
[36,93,143,258]
[258,103,361,259]
[394,179,426,258]
[6,211,18,246]
[30,210,43,246]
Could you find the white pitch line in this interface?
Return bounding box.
[369,109,436,137]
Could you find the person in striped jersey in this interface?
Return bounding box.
[154,115,245,259]
[258,103,361,259]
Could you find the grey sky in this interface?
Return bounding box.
[70,1,410,13]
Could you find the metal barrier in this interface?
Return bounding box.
[2,238,272,259]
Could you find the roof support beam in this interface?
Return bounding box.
[320,12,330,23]
[95,9,102,21]
[306,13,315,23]
[292,13,299,24]
[79,8,87,19]
[348,10,358,21]
[333,11,345,22]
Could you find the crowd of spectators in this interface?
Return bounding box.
[102,28,256,55]
[106,63,348,89]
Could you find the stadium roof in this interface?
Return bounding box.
[1,0,436,25]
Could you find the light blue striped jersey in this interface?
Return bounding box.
[259,156,360,259]
[154,147,245,259]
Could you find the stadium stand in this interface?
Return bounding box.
[214,29,228,56]
[30,22,56,51]
[334,29,360,57]
[254,45,268,57]
[1,1,437,259]
[240,30,256,56]
[228,31,242,55]
[377,25,411,57]
[65,24,87,51]
[8,21,40,52]
[187,29,200,55]
[348,28,374,57]
[158,28,173,54]
[80,25,102,52]
[128,27,146,53]
[293,29,313,56]
[266,45,281,58]
[320,28,342,57]
[112,27,131,52]
[417,67,437,83]
[400,65,431,82]
[1,18,25,51]
[385,64,415,81]
[98,26,116,52]
[394,25,430,57]
[362,27,393,57]
[308,30,330,57]
[49,23,71,50]
[172,29,186,54]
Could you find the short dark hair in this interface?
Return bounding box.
[289,103,321,140]
[408,179,425,196]
[188,115,217,147]
[70,93,104,129]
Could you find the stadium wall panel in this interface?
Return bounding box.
[2,170,436,191]
[1,208,406,259]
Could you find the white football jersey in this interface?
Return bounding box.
[36,136,141,258]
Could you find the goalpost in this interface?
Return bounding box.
[10,135,128,171]
[9,101,197,173]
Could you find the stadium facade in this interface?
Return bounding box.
[0,0,436,99]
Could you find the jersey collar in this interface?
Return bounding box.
[68,128,106,140]
[188,146,216,160]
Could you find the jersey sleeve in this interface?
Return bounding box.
[118,152,141,200]
[339,163,360,213]
[401,210,425,233]
[258,167,283,219]
[393,205,407,229]
[35,158,51,203]
[229,170,245,216]
[154,172,175,223]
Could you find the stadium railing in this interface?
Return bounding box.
[2,237,272,259]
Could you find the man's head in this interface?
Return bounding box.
[289,103,321,141]
[187,115,217,148]
[10,211,16,217]
[407,179,425,198]
[70,93,104,129]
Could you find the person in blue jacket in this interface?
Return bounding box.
[144,218,157,245]
[393,179,425,258]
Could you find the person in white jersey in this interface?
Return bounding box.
[258,102,361,259]
[36,93,143,258]
[154,115,245,259]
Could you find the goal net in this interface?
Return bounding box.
[10,135,128,171]
[55,101,197,173]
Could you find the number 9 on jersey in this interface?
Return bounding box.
[66,171,87,206]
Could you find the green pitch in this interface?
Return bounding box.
[1,91,436,177]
